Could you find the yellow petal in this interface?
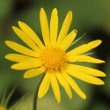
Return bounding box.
[11,58,41,70]
[24,67,45,78]
[66,64,105,85]
[40,8,50,46]
[59,29,77,50]
[18,21,44,49]
[12,26,40,52]
[5,41,39,57]
[67,40,102,55]
[50,72,61,103]
[50,8,58,46]
[56,72,72,99]
[5,54,35,62]
[38,72,50,98]
[67,55,105,64]
[67,64,106,77]
[57,11,72,45]
[62,73,86,99]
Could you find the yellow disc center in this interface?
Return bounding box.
[41,47,66,71]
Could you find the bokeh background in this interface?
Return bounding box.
[0,0,110,110]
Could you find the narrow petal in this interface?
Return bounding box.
[67,55,105,64]
[62,73,86,99]
[12,26,40,52]
[24,67,45,78]
[50,8,58,46]
[40,8,50,46]
[66,64,105,85]
[59,29,77,50]
[5,41,39,57]
[57,11,72,45]
[50,72,61,103]
[18,21,44,49]
[66,64,106,77]
[11,58,42,70]
[5,54,36,62]
[67,40,102,55]
[38,72,50,98]
[56,72,72,99]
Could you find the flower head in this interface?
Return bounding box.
[5,8,106,103]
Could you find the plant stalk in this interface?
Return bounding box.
[33,74,45,110]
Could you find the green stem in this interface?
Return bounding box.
[33,74,45,110]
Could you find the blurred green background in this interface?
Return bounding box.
[0,0,110,110]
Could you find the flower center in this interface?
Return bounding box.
[40,47,66,71]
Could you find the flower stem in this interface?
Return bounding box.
[33,74,45,110]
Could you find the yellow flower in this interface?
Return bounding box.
[5,8,106,103]
[0,107,6,110]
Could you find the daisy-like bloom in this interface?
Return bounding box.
[5,8,106,103]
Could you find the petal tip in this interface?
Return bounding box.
[68,10,72,14]
[98,60,105,64]
[23,74,29,79]
[83,95,87,100]
[102,81,105,85]
[99,80,105,85]
[97,39,102,44]
[104,74,107,77]
[69,96,73,100]
[10,65,15,69]
[4,40,7,44]
[74,29,78,33]
[11,64,19,70]
[40,8,45,12]
[4,40,9,45]
[68,93,73,99]
[57,99,61,103]
[100,72,107,77]
[12,26,16,30]
[4,55,8,59]
[18,21,24,26]
[53,8,58,13]
[38,92,43,99]
[102,60,105,63]
[68,11,73,17]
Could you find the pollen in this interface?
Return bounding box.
[40,47,66,71]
